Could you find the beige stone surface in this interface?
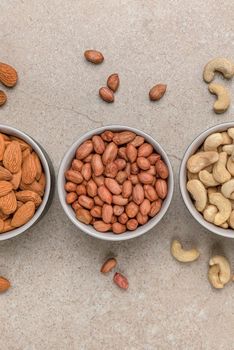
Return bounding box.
[0,1,234,349]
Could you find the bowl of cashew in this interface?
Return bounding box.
[180,122,234,238]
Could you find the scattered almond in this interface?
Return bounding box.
[84,50,104,64]
[149,84,167,101]
[0,62,18,87]
[0,90,7,106]
[0,276,11,293]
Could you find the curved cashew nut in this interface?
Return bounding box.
[187,179,207,212]
[171,240,200,262]
[199,170,219,187]
[203,57,234,83]
[209,255,231,284]
[208,265,224,289]
[228,210,234,229]
[187,151,219,173]
[204,133,223,151]
[203,205,218,223]
[221,179,234,199]
[222,145,234,161]
[212,152,231,183]
[208,83,230,114]
[221,132,232,145]
[221,222,228,229]
[208,192,231,226]
[227,157,234,176]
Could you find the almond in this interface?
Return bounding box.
[155,160,169,179]
[21,153,37,184]
[22,148,31,160]
[126,218,138,231]
[0,210,9,221]
[32,152,42,180]
[149,84,167,101]
[100,258,117,273]
[113,132,136,145]
[92,135,105,154]
[99,87,114,103]
[107,73,119,92]
[0,218,4,232]
[38,173,46,193]
[155,179,167,199]
[102,142,118,165]
[84,50,104,64]
[104,178,122,195]
[0,165,12,181]
[0,191,17,214]
[11,201,35,227]
[0,181,13,197]
[76,208,92,224]
[76,140,93,160]
[0,90,7,106]
[3,141,22,174]
[0,62,18,87]
[2,218,14,232]
[10,136,32,152]
[0,276,11,293]
[93,221,111,232]
[0,134,5,160]
[20,179,44,196]
[10,169,21,190]
[15,190,42,207]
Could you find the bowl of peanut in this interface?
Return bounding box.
[58,125,174,241]
[0,124,54,240]
[180,122,234,238]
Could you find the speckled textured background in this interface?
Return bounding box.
[0,1,234,349]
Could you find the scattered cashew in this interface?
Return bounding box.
[208,265,224,289]
[208,83,230,114]
[209,192,231,226]
[221,132,232,145]
[171,240,200,263]
[187,151,219,173]
[204,133,223,151]
[212,152,231,183]
[187,179,207,212]
[209,255,231,284]
[203,57,234,83]
[221,179,234,199]
[203,205,218,223]
[199,170,219,187]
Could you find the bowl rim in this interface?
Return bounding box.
[0,124,52,241]
[179,121,234,239]
[58,124,174,241]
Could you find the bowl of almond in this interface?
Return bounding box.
[58,125,174,241]
[0,124,54,240]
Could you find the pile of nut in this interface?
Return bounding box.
[0,62,18,107]
[65,130,169,234]
[186,128,234,229]
[0,133,45,233]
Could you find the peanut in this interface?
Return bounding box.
[113,272,129,289]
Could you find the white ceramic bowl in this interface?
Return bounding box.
[58,125,174,241]
[0,124,55,241]
[180,121,234,239]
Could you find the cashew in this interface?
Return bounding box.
[187,179,207,212]
[221,222,228,229]
[203,205,218,223]
[212,152,231,183]
[171,240,200,263]
[187,171,199,180]
[228,210,234,228]
[221,179,234,199]
[204,133,223,151]
[221,132,232,145]
[227,128,234,140]
[199,170,219,187]
[209,192,231,225]
[208,83,230,114]
[209,255,231,284]
[226,156,234,176]
[208,265,224,289]
[187,151,219,173]
[222,145,234,161]
[204,164,213,172]
[203,57,234,83]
